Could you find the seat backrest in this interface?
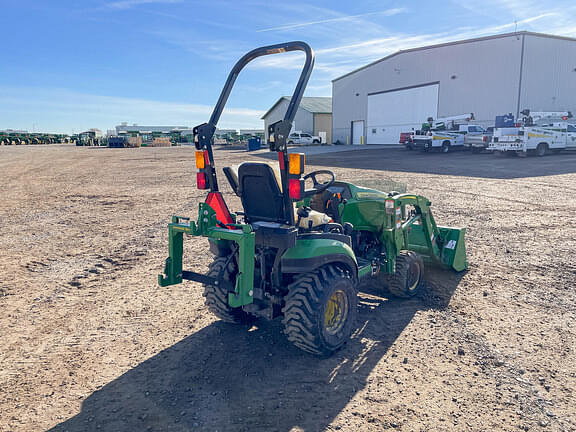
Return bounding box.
[237,162,286,223]
[223,166,240,196]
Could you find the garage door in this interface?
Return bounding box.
[367,83,439,144]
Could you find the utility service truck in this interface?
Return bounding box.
[490,110,575,156]
[412,113,476,153]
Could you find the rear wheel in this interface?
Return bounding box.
[203,257,255,324]
[536,142,548,157]
[441,141,451,153]
[283,265,357,356]
[387,251,424,298]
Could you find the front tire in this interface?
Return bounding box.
[203,257,254,324]
[283,265,357,356]
[387,251,424,298]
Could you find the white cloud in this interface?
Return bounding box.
[256,8,407,32]
[248,8,576,84]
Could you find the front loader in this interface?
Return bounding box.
[159,42,468,356]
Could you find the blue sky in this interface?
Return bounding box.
[2,0,576,134]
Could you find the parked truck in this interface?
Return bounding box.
[400,131,414,150]
[412,113,476,153]
[464,126,494,153]
[490,110,575,156]
[287,132,321,145]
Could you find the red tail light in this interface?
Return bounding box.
[196,172,208,189]
[483,136,487,142]
[289,178,303,200]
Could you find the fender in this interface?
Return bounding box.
[281,238,358,279]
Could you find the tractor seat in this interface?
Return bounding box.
[223,162,330,228]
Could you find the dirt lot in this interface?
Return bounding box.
[1,144,575,432]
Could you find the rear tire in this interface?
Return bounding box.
[283,265,357,356]
[441,141,451,153]
[387,251,424,298]
[313,139,320,144]
[203,257,255,324]
[536,142,548,157]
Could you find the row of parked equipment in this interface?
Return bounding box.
[0,132,71,145]
[400,110,576,156]
[76,132,183,148]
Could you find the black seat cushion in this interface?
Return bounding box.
[238,163,285,223]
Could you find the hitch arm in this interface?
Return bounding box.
[158,204,256,307]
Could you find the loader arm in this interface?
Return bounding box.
[394,194,467,272]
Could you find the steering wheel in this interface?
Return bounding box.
[302,169,336,198]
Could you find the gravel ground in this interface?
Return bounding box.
[0,144,574,432]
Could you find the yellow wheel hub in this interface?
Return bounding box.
[324,290,349,335]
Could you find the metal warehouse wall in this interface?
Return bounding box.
[520,35,576,114]
[332,34,528,144]
[263,99,313,140]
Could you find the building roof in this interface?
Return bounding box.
[333,31,576,83]
[261,96,332,119]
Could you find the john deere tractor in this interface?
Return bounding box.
[159,42,468,356]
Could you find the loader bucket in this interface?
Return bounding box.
[438,226,468,272]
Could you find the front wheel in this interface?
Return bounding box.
[386,251,424,298]
[203,257,255,324]
[283,265,357,356]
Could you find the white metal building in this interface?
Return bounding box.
[262,97,332,144]
[332,31,576,145]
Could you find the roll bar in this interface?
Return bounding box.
[193,41,315,195]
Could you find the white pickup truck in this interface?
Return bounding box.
[287,132,321,145]
[462,125,493,152]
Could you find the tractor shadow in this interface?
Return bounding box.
[50,268,463,432]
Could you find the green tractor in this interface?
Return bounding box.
[158,42,468,356]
